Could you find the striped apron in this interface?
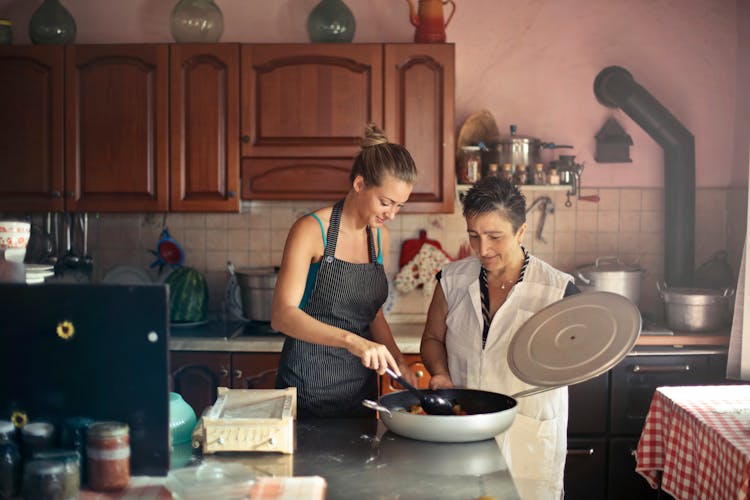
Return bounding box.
[275,200,388,418]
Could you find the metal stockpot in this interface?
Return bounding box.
[482,125,572,171]
[658,282,734,332]
[235,267,278,322]
[576,257,645,306]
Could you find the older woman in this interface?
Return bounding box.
[420,176,579,499]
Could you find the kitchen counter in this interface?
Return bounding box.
[169,319,730,353]
[199,418,521,500]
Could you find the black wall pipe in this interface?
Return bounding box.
[594,66,695,287]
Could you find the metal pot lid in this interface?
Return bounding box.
[577,256,643,274]
[508,291,641,387]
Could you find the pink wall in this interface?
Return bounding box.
[1,0,747,188]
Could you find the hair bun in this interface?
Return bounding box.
[361,122,389,148]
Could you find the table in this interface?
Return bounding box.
[636,385,750,499]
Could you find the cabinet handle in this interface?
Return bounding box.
[241,135,250,144]
[51,191,61,199]
[631,364,691,373]
[415,370,424,378]
[219,368,229,377]
[228,190,236,198]
[233,369,243,379]
[567,448,595,456]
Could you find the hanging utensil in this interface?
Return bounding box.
[81,213,93,272]
[383,367,455,415]
[63,213,79,268]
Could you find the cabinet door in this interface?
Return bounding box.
[610,354,709,434]
[240,44,382,200]
[380,354,432,395]
[384,44,455,213]
[170,44,240,212]
[170,351,231,416]
[608,437,661,500]
[564,438,607,500]
[66,44,169,212]
[0,46,65,212]
[231,353,281,389]
[568,372,608,434]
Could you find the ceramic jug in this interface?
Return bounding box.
[405,0,455,43]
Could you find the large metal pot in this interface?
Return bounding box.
[235,267,278,322]
[481,125,572,171]
[658,282,735,332]
[576,257,645,306]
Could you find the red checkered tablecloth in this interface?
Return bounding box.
[636,385,750,500]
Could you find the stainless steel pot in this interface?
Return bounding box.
[657,282,735,332]
[235,267,278,322]
[576,257,645,306]
[481,125,572,170]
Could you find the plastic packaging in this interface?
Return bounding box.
[165,462,255,500]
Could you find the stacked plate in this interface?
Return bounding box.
[25,264,55,285]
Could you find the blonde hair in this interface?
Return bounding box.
[350,123,417,186]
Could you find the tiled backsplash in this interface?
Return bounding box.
[18,187,748,322]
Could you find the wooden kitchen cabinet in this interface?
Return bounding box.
[380,354,432,395]
[170,351,231,416]
[0,46,65,212]
[65,44,170,212]
[384,44,455,213]
[240,43,455,213]
[170,351,281,415]
[170,44,240,212]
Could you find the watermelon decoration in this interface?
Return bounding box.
[165,267,209,323]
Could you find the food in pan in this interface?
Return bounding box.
[404,404,469,416]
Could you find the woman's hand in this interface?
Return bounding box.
[428,373,454,390]
[347,336,399,375]
[395,359,419,388]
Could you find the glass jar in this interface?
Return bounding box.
[87,422,130,491]
[513,164,528,185]
[486,163,499,178]
[532,163,546,185]
[21,422,55,461]
[170,0,224,43]
[547,167,560,185]
[33,450,80,500]
[60,416,93,485]
[0,440,21,499]
[0,421,16,445]
[23,459,65,500]
[457,146,482,184]
[0,19,12,45]
[499,163,513,182]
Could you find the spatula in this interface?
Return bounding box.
[384,367,454,415]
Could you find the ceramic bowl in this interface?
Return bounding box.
[169,392,197,446]
[0,221,31,249]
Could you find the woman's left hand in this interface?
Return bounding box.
[396,359,419,388]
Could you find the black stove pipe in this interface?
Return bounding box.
[593,66,694,287]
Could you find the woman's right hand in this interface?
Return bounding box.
[428,373,454,390]
[347,336,399,375]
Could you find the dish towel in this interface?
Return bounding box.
[394,243,452,296]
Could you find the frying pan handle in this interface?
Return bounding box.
[511,385,560,399]
[362,399,392,418]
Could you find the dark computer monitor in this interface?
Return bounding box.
[0,283,170,475]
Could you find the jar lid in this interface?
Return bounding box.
[88,421,129,438]
[63,416,94,431]
[24,459,64,476]
[22,422,55,437]
[0,19,11,27]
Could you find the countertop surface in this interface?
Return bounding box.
[203,417,521,500]
[169,318,731,353]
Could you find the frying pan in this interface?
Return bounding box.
[364,291,641,442]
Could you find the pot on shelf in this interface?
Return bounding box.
[235,267,278,322]
[576,257,645,306]
[657,282,734,332]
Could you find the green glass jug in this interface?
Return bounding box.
[28,0,76,45]
[307,0,356,43]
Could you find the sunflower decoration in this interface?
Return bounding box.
[11,410,28,429]
[56,320,75,340]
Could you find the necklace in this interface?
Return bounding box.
[480,267,518,292]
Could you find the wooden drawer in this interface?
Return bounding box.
[568,372,609,435]
[564,438,607,500]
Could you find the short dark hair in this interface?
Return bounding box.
[462,177,526,233]
[349,123,417,187]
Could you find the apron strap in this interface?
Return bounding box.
[366,226,376,263]
[323,200,344,258]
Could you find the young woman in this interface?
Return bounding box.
[272,123,418,418]
[420,176,580,498]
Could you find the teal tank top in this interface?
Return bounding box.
[299,213,382,309]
